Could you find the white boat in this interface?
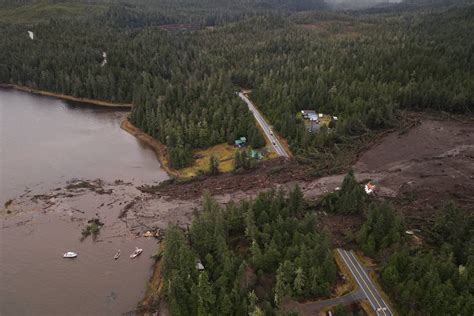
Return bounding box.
[114,250,121,260]
[130,247,143,259]
[63,251,77,258]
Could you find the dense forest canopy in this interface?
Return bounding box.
[381,203,474,315]
[320,172,474,315]
[1,0,472,170]
[1,3,473,313]
[161,187,337,314]
[0,0,326,26]
[159,174,474,315]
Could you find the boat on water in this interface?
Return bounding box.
[130,247,143,259]
[63,251,77,258]
[114,250,121,260]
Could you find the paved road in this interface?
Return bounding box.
[238,92,289,158]
[298,289,365,314]
[337,249,394,316]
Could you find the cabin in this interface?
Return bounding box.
[300,110,338,133]
[364,182,376,194]
[300,110,321,132]
[234,136,247,148]
[250,149,263,159]
[196,260,205,271]
[301,110,318,121]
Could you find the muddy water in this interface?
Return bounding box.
[0,89,169,315]
[0,88,168,203]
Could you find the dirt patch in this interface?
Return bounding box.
[139,112,474,246]
[4,112,472,316]
[317,214,364,248]
[355,116,473,172]
[299,21,374,39]
[141,112,474,225]
[355,114,474,219]
[143,157,311,200]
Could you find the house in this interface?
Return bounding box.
[235,136,247,148]
[300,110,320,132]
[196,260,205,271]
[300,110,339,132]
[301,110,318,121]
[101,52,107,67]
[364,182,376,194]
[250,149,263,159]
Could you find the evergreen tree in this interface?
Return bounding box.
[334,170,367,214]
[208,154,220,175]
[357,202,405,256]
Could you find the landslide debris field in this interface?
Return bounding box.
[3,114,473,245]
[355,115,474,217]
[144,113,474,241]
[152,114,474,210]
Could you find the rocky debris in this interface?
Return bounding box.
[141,158,311,200]
[143,229,164,241]
[4,199,13,208]
[81,218,104,241]
[65,179,112,194]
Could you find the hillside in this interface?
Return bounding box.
[1,2,473,314]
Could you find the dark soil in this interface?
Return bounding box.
[317,213,365,248]
[355,114,474,222]
[140,157,312,200]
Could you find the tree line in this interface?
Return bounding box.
[1,2,472,169]
[161,186,336,314]
[381,203,474,315]
[322,171,473,315]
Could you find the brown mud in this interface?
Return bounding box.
[5,113,472,241]
[134,113,474,246]
[1,84,132,108]
[3,112,473,314]
[121,118,180,178]
[355,113,474,220]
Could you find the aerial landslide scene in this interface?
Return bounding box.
[0,0,473,315]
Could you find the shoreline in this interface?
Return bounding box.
[1,84,132,108]
[120,117,180,178]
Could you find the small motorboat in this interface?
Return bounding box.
[130,247,143,259]
[114,250,121,260]
[63,251,77,258]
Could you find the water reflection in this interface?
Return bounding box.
[0,88,168,203]
[0,88,168,315]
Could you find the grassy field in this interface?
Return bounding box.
[179,143,238,177]
[0,1,106,24]
[178,139,280,177]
